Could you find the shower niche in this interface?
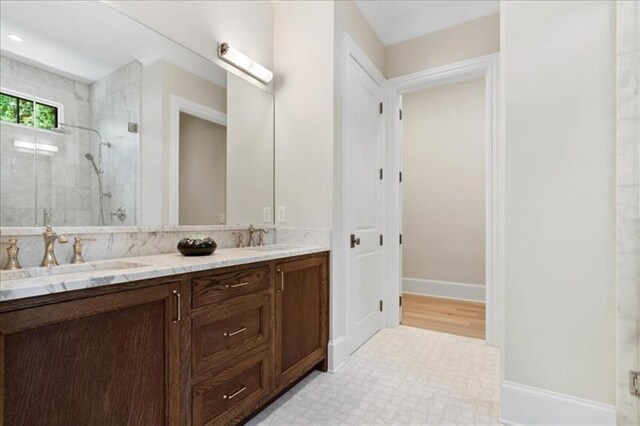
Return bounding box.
[0,1,274,227]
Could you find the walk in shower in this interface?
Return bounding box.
[0,56,140,227]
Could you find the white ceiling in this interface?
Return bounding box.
[354,1,499,46]
[0,1,226,87]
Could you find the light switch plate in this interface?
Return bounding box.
[263,207,272,223]
[276,206,286,223]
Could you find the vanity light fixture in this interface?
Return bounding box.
[217,42,273,84]
[13,140,58,153]
[7,33,23,42]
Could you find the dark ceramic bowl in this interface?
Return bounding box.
[177,236,217,256]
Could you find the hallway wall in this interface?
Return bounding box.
[385,13,499,78]
[402,78,486,286]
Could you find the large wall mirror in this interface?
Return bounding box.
[0,1,274,227]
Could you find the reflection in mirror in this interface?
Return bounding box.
[0,1,274,227]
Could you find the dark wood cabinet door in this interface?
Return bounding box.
[274,254,328,390]
[0,282,183,426]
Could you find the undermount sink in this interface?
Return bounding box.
[1,260,150,281]
[244,244,298,252]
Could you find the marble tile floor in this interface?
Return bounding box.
[248,326,500,425]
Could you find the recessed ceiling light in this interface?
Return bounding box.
[7,33,23,42]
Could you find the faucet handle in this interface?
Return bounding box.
[72,237,96,264]
[1,239,22,270]
[232,232,246,248]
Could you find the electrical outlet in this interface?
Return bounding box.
[276,206,286,223]
[263,207,272,223]
[218,213,226,224]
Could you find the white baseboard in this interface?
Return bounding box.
[402,277,485,302]
[327,336,347,372]
[500,381,616,425]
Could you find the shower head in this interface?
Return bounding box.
[51,126,73,135]
[84,152,101,174]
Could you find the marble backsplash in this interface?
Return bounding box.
[0,225,330,268]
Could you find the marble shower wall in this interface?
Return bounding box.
[616,1,640,424]
[89,61,141,226]
[0,56,93,226]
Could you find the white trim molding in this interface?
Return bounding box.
[500,381,616,425]
[385,53,502,348]
[402,278,485,302]
[327,336,347,372]
[168,95,227,225]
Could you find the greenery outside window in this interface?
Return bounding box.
[0,91,59,130]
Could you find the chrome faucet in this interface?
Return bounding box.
[248,224,269,247]
[41,225,69,267]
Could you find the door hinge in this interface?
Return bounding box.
[399,109,403,120]
[399,234,403,245]
[631,371,640,397]
[399,171,403,182]
[399,296,403,306]
[379,168,383,180]
[379,300,383,311]
[379,235,383,246]
[379,102,383,114]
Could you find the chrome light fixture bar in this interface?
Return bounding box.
[218,42,273,84]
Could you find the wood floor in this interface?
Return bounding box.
[401,293,486,340]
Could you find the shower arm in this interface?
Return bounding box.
[57,123,111,148]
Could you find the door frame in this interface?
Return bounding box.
[384,53,503,347]
[168,95,227,225]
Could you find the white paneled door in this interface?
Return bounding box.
[345,51,384,355]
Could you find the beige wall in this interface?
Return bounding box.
[226,73,274,225]
[402,78,485,285]
[105,1,274,89]
[274,1,334,228]
[140,61,226,224]
[502,0,615,405]
[385,13,499,78]
[335,1,385,74]
[179,113,226,225]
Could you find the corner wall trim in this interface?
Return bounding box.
[402,278,485,302]
[500,381,616,425]
[327,335,347,373]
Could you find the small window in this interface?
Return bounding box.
[0,92,58,130]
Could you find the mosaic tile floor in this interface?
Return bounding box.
[248,325,500,425]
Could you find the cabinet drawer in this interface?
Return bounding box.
[192,349,270,426]
[192,267,271,308]
[192,293,271,377]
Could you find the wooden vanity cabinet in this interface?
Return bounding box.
[0,280,183,426]
[275,255,329,391]
[0,252,329,426]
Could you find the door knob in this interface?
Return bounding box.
[350,234,361,248]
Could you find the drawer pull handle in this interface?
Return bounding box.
[277,269,284,291]
[172,290,181,323]
[223,327,247,337]
[223,386,246,400]
[226,281,249,289]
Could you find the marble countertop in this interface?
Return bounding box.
[0,244,329,302]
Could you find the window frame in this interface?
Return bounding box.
[0,87,64,131]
